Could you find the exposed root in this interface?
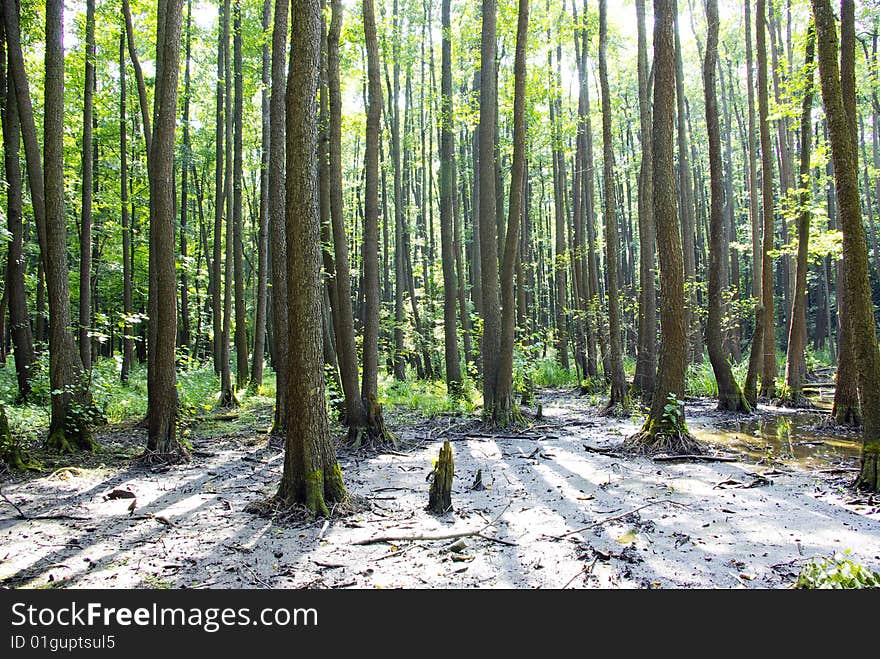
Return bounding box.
[134,447,191,467]
[346,395,397,450]
[622,428,704,457]
[244,492,367,523]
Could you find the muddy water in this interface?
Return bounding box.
[690,413,862,470]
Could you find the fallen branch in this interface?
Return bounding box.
[653,454,738,463]
[548,499,687,541]
[354,503,511,546]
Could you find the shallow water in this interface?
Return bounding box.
[690,412,862,470]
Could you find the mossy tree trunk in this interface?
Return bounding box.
[428,441,454,514]
[277,0,347,515]
[812,0,880,491]
[703,0,748,413]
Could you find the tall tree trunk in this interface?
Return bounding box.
[44,0,96,452]
[278,0,347,513]
[704,0,748,412]
[79,0,95,373]
[627,0,698,456]
[2,35,35,400]
[783,22,815,404]
[633,0,656,401]
[478,0,503,422]
[179,0,192,353]
[673,0,700,362]
[598,0,628,412]
[269,0,289,432]
[220,0,235,404]
[147,0,185,455]
[812,0,880,491]
[328,0,368,433]
[494,0,529,427]
[757,0,777,399]
[250,0,271,391]
[232,0,248,390]
[439,0,463,398]
[212,3,226,379]
[120,31,133,384]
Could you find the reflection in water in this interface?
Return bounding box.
[690,413,861,470]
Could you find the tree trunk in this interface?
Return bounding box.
[598,0,628,412]
[232,0,248,390]
[783,22,815,405]
[79,0,95,373]
[250,0,271,391]
[703,0,748,412]
[120,31,133,385]
[439,0,463,398]
[627,0,699,456]
[179,0,192,353]
[269,0,289,432]
[278,0,347,514]
[2,38,34,401]
[757,0,777,399]
[633,0,656,401]
[147,0,185,456]
[43,0,97,452]
[812,0,880,491]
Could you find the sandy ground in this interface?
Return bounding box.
[1,390,878,589]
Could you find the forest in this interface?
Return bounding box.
[0,0,879,590]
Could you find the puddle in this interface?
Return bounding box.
[690,413,862,471]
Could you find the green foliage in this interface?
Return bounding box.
[379,376,481,418]
[796,553,880,589]
[660,392,687,433]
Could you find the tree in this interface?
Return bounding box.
[756,0,776,399]
[44,0,97,453]
[328,0,368,434]
[633,0,656,401]
[119,31,134,384]
[783,21,815,405]
[494,0,529,427]
[147,0,186,455]
[268,0,290,432]
[439,0,463,399]
[811,0,880,490]
[277,0,347,514]
[626,0,700,456]
[598,0,628,413]
[703,0,748,412]
[79,0,95,373]
[360,0,391,442]
[232,0,249,390]
[2,28,35,401]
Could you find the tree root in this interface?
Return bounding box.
[622,428,704,457]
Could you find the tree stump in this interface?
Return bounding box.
[428,440,454,514]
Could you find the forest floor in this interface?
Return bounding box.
[1,389,878,589]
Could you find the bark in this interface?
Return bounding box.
[212,3,226,379]
[812,0,880,490]
[120,31,133,385]
[122,0,152,150]
[703,0,748,412]
[494,0,529,428]
[250,0,271,391]
[147,0,185,456]
[278,0,347,514]
[220,0,235,405]
[783,22,815,404]
[232,0,248,390]
[478,0,503,421]
[179,0,192,352]
[598,0,628,412]
[79,0,95,373]
[269,0,290,432]
[673,0,700,362]
[327,0,367,432]
[2,35,34,400]
[627,0,699,456]
[757,0,777,398]
[633,0,656,401]
[44,0,97,453]
[439,0,463,398]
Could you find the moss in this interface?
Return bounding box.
[325,462,348,504]
[857,441,880,492]
[304,469,330,517]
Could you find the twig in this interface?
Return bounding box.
[0,487,91,521]
[241,565,273,589]
[354,503,511,546]
[653,454,738,463]
[561,556,600,589]
[548,499,686,541]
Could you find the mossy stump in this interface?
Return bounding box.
[428,440,454,514]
